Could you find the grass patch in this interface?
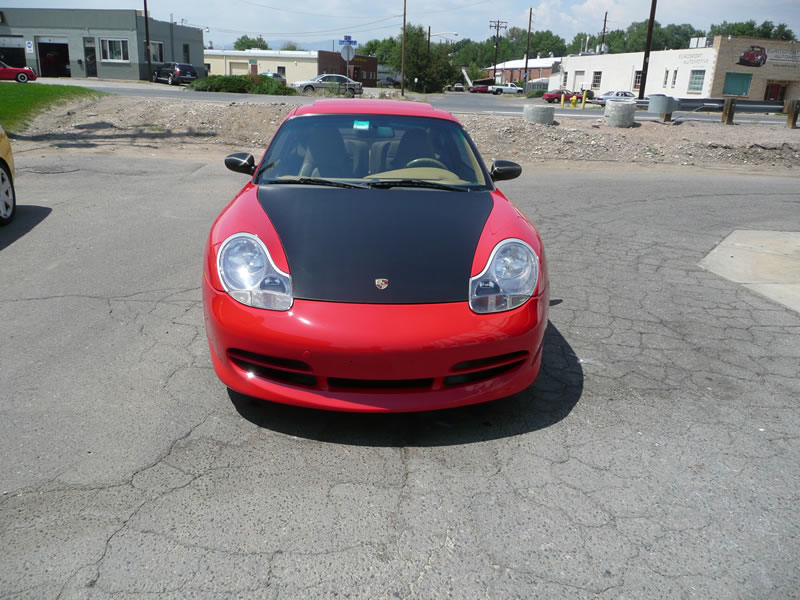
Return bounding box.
[0,83,106,134]
[526,90,545,98]
[187,74,296,96]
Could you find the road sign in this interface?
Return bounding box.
[340,45,355,61]
[338,35,358,46]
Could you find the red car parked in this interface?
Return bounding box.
[542,89,584,103]
[204,99,549,412]
[0,61,37,83]
[469,84,490,93]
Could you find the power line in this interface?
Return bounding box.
[422,0,493,16]
[233,0,398,19]
[186,15,403,38]
[489,19,507,79]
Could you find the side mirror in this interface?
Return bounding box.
[490,160,522,182]
[225,152,255,175]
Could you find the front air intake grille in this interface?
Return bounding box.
[327,377,435,391]
[228,349,317,387]
[443,360,525,387]
[450,351,529,372]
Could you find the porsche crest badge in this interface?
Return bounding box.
[375,278,389,290]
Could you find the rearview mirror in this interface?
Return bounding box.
[225,152,255,175]
[490,160,522,182]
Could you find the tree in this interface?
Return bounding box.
[281,41,299,51]
[466,62,483,82]
[529,30,567,58]
[387,24,457,92]
[708,20,796,40]
[708,20,759,37]
[772,23,796,41]
[452,37,496,69]
[356,38,399,64]
[662,23,704,50]
[604,29,627,53]
[566,32,593,54]
[234,35,268,51]
[624,20,666,52]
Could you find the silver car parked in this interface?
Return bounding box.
[291,74,363,97]
[593,90,636,106]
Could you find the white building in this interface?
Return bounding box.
[203,49,318,82]
[549,36,800,102]
[550,47,715,97]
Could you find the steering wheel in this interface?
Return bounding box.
[406,157,448,169]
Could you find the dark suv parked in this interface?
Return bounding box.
[152,63,198,85]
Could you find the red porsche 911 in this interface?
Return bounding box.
[0,60,38,83]
[203,99,549,412]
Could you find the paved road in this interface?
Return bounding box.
[1,145,799,598]
[27,77,786,124]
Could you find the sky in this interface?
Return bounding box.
[11,0,800,50]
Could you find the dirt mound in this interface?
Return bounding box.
[16,95,800,171]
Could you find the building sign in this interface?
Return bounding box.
[678,52,711,65]
[722,38,800,72]
[26,40,33,54]
[765,47,800,69]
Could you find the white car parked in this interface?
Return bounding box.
[489,82,525,95]
[593,90,636,106]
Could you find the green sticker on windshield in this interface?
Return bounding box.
[353,120,369,130]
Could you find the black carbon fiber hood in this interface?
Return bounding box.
[257,185,493,303]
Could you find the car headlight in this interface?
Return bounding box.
[469,239,539,314]
[217,233,293,310]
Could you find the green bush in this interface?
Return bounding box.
[187,75,296,95]
[526,89,545,98]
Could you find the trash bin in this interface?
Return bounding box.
[604,99,637,127]
[647,95,678,114]
[523,104,555,125]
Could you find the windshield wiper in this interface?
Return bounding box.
[262,177,369,189]
[367,179,467,192]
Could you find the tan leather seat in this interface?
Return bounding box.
[390,128,436,170]
[299,128,351,177]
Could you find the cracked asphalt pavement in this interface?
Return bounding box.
[1,148,798,598]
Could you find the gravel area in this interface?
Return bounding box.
[15,95,800,171]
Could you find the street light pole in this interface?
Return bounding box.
[401,0,406,96]
[143,0,152,81]
[639,0,657,100]
[524,8,532,82]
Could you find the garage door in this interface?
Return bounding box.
[229,62,248,75]
[723,72,752,96]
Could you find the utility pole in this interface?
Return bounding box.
[489,19,507,80]
[143,0,152,81]
[427,26,431,58]
[639,0,657,100]
[600,11,608,45]
[401,0,406,96]
[524,8,532,82]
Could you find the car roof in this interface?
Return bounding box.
[293,99,457,121]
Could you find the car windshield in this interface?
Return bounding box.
[255,114,490,190]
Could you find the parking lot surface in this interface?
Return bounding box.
[1,145,798,598]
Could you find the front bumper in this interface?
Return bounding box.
[203,279,549,412]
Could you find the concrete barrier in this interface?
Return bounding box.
[523,104,556,125]
[605,98,636,127]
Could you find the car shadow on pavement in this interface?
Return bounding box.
[0,205,52,252]
[229,322,582,447]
